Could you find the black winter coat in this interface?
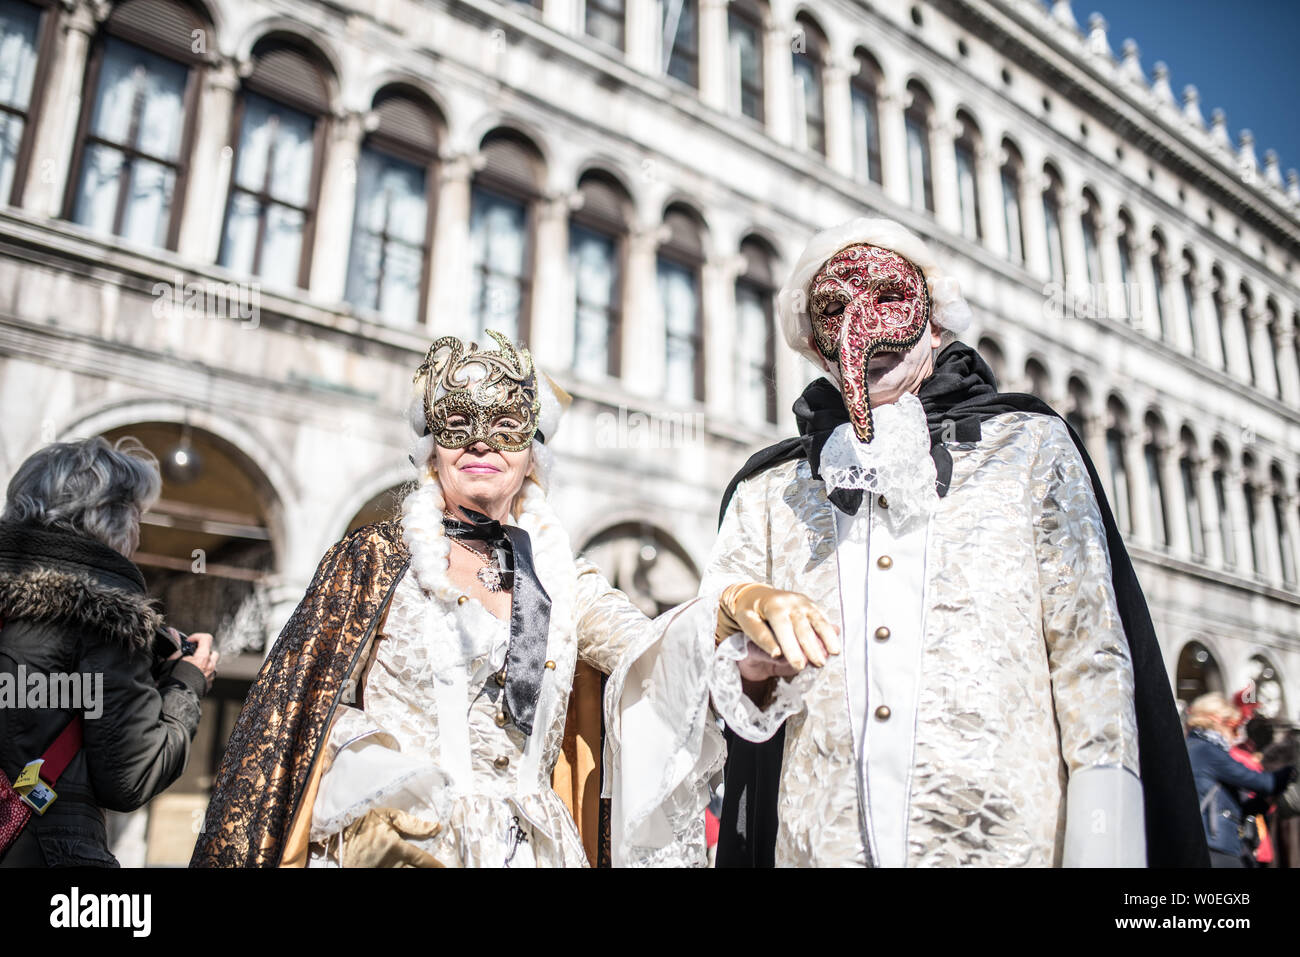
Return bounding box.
[0,522,205,867]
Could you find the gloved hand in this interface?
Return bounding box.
[715,582,840,672]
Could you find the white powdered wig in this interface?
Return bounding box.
[776,217,974,366]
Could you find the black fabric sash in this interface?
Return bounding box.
[444,509,552,735]
[714,341,1209,869]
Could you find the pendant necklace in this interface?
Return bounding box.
[448,534,505,592]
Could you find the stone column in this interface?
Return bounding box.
[1196,271,1228,370]
[1126,427,1154,547]
[1017,168,1050,280]
[977,142,1007,259]
[1097,219,1126,323]
[1245,307,1279,398]
[1258,475,1284,584]
[878,82,910,208]
[425,150,482,338]
[1195,458,1225,569]
[543,0,581,34]
[762,19,793,146]
[1129,237,1161,341]
[702,251,745,418]
[1059,194,1088,298]
[308,109,371,303]
[626,0,661,75]
[1280,485,1300,587]
[698,0,729,111]
[1167,251,1196,356]
[1276,314,1300,406]
[530,190,581,369]
[1160,439,1190,556]
[821,55,855,179]
[622,222,672,398]
[20,1,100,217]
[1227,467,1257,577]
[177,57,240,263]
[929,117,961,235]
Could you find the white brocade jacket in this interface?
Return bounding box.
[307,546,724,868]
[612,410,1146,867]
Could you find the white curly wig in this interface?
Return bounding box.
[776,217,973,367]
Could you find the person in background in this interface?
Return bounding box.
[1230,714,1276,866]
[1185,693,1294,868]
[0,437,217,867]
[1261,730,1300,868]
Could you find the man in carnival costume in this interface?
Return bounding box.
[190,331,834,867]
[682,218,1208,867]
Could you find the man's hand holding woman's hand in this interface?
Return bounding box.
[715,582,840,682]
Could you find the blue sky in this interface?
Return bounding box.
[1069,0,1300,178]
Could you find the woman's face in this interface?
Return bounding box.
[432,412,532,520]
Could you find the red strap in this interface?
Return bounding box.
[40,716,83,784]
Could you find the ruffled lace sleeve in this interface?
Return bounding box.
[707,633,820,742]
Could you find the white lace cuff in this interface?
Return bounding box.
[708,633,819,742]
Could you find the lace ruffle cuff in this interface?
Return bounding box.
[708,633,819,742]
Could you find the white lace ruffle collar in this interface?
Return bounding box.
[817,391,938,526]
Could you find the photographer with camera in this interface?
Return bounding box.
[0,437,218,867]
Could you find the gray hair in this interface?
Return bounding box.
[2,436,162,557]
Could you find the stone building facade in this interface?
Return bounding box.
[1,0,1297,862]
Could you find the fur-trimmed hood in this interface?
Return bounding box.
[0,522,161,651]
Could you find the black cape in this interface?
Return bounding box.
[715,341,1209,868]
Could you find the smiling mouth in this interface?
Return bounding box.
[461,463,500,473]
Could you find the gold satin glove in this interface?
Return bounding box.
[715,582,840,670]
[338,808,445,868]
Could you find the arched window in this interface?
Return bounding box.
[1106,398,1133,535]
[850,49,883,186]
[1024,356,1048,398]
[468,129,544,343]
[728,0,764,122]
[67,0,211,250]
[1181,251,1200,358]
[219,35,332,290]
[999,140,1025,264]
[735,236,778,425]
[977,336,1005,386]
[1211,266,1229,372]
[1271,464,1295,586]
[586,0,625,51]
[344,87,441,327]
[1211,440,1235,567]
[954,112,982,241]
[1247,654,1287,720]
[1116,210,1136,323]
[1144,412,1169,547]
[1080,189,1102,286]
[1041,164,1065,283]
[1178,427,1205,558]
[1239,282,1257,387]
[663,0,700,88]
[1149,231,1169,341]
[1065,376,1091,452]
[904,81,934,213]
[569,170,631,380]
[1,0,58,205]
[657,204,707,403]
[791,15,827,155]
[1176,640,1224,704]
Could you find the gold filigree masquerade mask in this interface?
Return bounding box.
[413,330,541,452]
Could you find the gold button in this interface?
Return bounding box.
[877,555,893,569]
[457,595,468,605]
[494,669,506,686]
[545,660,556,670]
[493,755,510,770]
[494,711,508,728]
[874,705,891,721]
[874,626,891,641]
[878,495,889,509]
